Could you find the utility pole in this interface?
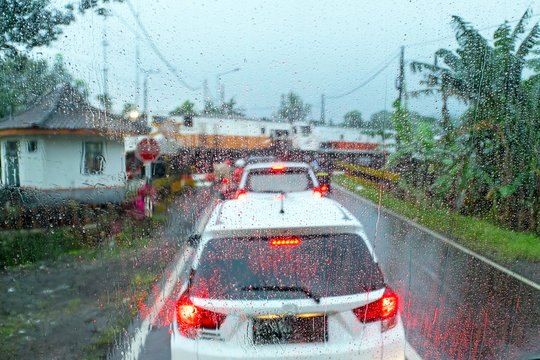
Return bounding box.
[397,45,405,103]
[320,94,326,125]
[102,27,109,109]
[135,39,140,106]
[203,79,209,104]
[142,69,160,124]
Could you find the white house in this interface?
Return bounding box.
[0,84,146,204]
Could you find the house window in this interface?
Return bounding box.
[27,140,37,152]
[83,141,105,174]
[261,127,266,135]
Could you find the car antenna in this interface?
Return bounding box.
[280,191,285,214]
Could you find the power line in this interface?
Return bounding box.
[124,0,200,91]
[327,50,401,99]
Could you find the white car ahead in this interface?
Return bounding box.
[171,196,405,359]
[235,161,326,200]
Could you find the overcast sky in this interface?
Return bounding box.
[43,0,538,123]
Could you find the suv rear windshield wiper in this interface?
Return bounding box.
[241,285,321,303]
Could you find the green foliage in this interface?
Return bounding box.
[0,228,82,267]
[96,93,113,113]
[335,174,540,262]
[404,10,540,233]
[368,110,394,131]
[202,98,244,117]
[0,0,74,57]
[1,0,122,58]
[391,99,413,146]
[0,54,79,118]
[343,110,364,128]
[121,102,137,117]
[170,100,196,116]
[221,97,245,117]
[276,91,311,123]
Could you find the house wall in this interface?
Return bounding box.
[42,135,125,189]
[1,134,127,203]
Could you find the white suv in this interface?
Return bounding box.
[235,162,325,199]
[171,196,405,359]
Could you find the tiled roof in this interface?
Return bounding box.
[0,83,148,136]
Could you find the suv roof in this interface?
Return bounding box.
[203,197,366,242]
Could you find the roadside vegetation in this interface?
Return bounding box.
[388,10,539,237]
[336,10,540,264]
[334,173,540,263]
[0,179,191,359]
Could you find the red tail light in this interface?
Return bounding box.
[176,293,226,338]
[313,188,323,198]
[321,184,328,192]
[270,238,301,247]
[353,287,398,326]
[271,165,285,171]
[236,189,247,200]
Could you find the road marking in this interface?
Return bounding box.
[123,246,192,360]
[405,341,423,360]
[333,183,540,291]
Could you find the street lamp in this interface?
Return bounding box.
[129,109,140,120]
[216,67,240,105]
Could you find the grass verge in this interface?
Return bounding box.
[334,174,540,263]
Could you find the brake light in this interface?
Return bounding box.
[313,188,323,198]
[353,287,398,330]
[270,238,301,247]
[271,165,285,171]
[236,189,247,200]
[321,184,328,192]
[176,293,226,338]
[222,178,228,184]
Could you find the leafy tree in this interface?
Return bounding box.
[170,100,196,116]
[343,110,364,128]
[0,54,77,118]
[121,103,137,117]
[203,100,221,116]
[406,9,540,231]
[276,92,311,123]
[0,0,120,117]
[221,97,245,117]
[96,93,112,113]
[391,99,413,147]
[1,0,122,58]
[202,98,245,117]
[368,110,393,131]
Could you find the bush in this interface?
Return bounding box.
[0,228,82,267]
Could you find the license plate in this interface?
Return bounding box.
[253,315,328,344]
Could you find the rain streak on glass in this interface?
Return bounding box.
[0,1,538,360]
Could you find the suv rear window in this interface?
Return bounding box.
[190,234,384,300]
[245,167,313,192]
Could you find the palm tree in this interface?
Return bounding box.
[409,10,539,229]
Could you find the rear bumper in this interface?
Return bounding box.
[171,319,405,360]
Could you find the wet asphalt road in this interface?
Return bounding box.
[332,186,540,360]
[139,186,540,360]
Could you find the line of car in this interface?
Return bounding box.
[171,161,406,359]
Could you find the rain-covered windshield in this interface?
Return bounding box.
[190,234,384,300]
[245,168,314,192]
[1,0,539,359]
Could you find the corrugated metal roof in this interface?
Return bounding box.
[0,83,148,136]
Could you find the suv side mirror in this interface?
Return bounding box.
[187,234,201,247]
